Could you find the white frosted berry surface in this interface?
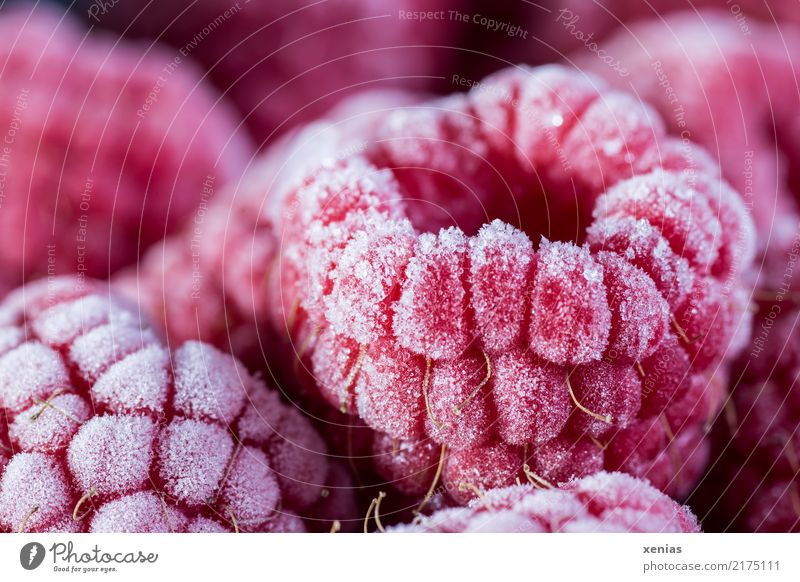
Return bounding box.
[0,453,72,533]
[10,394,91,453]
[528,240,611,365]
[90,492,189,534]
[70,322,159,383]
[0,277,330,532]
[157,419,234,506]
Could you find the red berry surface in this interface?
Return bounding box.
[576,11,794,287]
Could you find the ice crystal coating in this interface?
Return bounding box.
[596,251,669,362]
[575,10,787,285]
[468,221,535,353]
[355,344,425,441]
[567,362,641,437]
[425,354,495,451]
[393,228,471,360]
[492,350,569,445]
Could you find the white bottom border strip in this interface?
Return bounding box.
[1,533,797,581]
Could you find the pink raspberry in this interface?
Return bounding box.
[81,0,457,141]
[265,65,753,505]
[0,4,251,292]
[389,472,700,533]
[0,277,329,533]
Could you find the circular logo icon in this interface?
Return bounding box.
[20,542,46,570]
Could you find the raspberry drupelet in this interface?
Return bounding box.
[0,277,329,533]
[389,472,700,533]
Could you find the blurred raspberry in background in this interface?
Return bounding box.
[76,0,462,145]
[0,2,251,293]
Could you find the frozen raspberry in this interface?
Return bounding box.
[586,216,693,309]
[390,472,700,532]
[596,170,723,271]
[262,64,754,507]
[0,5,251,291]
[355,343,425,441]
[595,251,669,363]
[83,0,457,141]
[530,435,604,485]
[492,349,570,446]
[468,221,535,353]
[674,278,752,370]
[567,361,641,437]
[424,353,495,451]
[327,216,416,345]
[0,277,329,533]
[528,241,611,365]
[310,327,363,416]
[393,228,471,361]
